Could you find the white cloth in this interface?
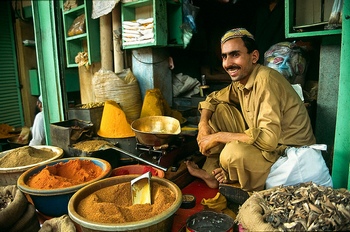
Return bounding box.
[29,111,46,146]
[265,145,333,189]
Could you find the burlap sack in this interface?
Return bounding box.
[0,185,28,231]
[92,68,142,120]
[236,188,278,231]
[9,203,40,232]
[39,214,76,232]
[237,184,350,231]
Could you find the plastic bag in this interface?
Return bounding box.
[63,0,81,11]
[181,0,200,48]
[325,0,343,29]
[264,41,308,86]
[67,14,85,37]
[265,145,333,189]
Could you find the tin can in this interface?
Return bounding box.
[186,211,234,232]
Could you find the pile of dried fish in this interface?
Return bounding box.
[0,190,13,211]
[256,182,350,231]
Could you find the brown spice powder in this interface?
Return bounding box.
[77,182,176,223]
[72,140,113,152]
[0,146,57,168]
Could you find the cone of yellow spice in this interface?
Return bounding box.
[97,100,135,138]
[140,88,183,122]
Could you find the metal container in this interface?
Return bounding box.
[7,135,28,149]
[0,145,64,186]
[50,119,93,154]
[66,139,121,169]
[186,211,234,232]
[103,137,142,165]
[131,116,181,146]
[68,106,104,135]
[68,175,182,232]
[17,157,112,217]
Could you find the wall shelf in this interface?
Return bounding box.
[285,0,342,38]
[61,0,100,68]
[121,0,183,49]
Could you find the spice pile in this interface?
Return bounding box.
[0,185,40,232]
[97,100,135,138]
[77,182,176,223]
[0,124,14,139]
[27,159,103,189]
[0,146,57,168]
[79,102,104,109]
[72,140,113,152]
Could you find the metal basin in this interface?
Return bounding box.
[131,116,181,146]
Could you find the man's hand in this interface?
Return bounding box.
[197,122,219,156]
[198,133,221,156]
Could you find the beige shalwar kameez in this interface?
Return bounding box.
[199,64,316,191]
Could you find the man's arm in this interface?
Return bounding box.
[197,108,251,156]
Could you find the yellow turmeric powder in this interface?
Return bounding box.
[140,89,183,122]
[140,89,165,117]
[97,100,135,138]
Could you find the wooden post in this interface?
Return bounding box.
[78,62,101,104]
[112,4,124,73]
[100,13,113,71]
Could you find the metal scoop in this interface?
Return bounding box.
[131,171,152,205]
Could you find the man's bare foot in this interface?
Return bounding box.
[184,160,219,189]
[212,168,229,184]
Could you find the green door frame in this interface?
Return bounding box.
[332,2,350,189]
[31,0,64,144]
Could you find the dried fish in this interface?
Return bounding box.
[255,182,350,231]
[0,190,14,211]
[309,202,323,214]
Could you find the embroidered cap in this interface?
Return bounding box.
[221,28,255,44]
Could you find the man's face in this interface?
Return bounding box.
[221,38,258,84]
[37,100,43,111]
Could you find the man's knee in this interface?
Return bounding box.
[220,141,246,165]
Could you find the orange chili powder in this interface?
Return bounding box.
[27,159,103,189]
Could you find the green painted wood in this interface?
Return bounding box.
[0,1,24,128]
[332,1,350,189]
[29,69,80,93]
[167,0,183,46]
[29,69,40,95]
[285,0,342,38]
[32,1,65,144]
[61,0,100,68]
[121,0,168,49]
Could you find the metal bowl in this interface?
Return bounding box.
[68,175,182,232]
[0,145,64,186]
[131,116,181,146]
